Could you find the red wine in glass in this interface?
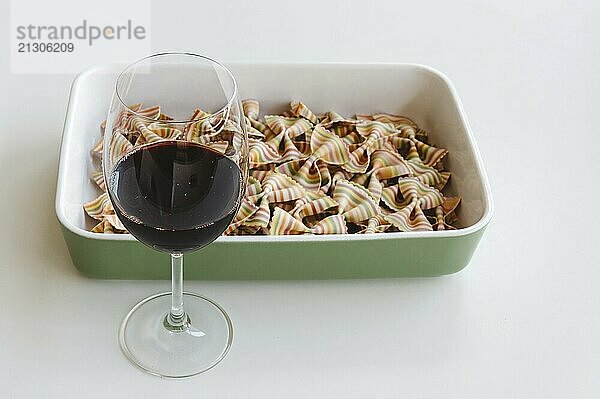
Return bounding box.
[108,140,242,253]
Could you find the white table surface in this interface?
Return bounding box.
[1,0,599,397]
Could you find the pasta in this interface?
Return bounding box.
[84,99,461,235]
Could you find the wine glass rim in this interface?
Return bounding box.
[115,52,238,124]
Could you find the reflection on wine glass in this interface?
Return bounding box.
[103,53,248,378]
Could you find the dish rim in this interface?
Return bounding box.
[55,61,493,243]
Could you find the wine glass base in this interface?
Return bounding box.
[119,292,233,378]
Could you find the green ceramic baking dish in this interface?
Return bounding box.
[55,62,492,279]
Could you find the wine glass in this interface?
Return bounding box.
[102,53,248,378]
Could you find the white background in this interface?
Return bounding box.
[1,0,599,397]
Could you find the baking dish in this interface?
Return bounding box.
[55,62,492,279]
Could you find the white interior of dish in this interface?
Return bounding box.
[56,63,492,242]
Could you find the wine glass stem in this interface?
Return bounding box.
[166,253,187,329]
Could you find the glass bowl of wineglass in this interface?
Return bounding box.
[102,53,248,378]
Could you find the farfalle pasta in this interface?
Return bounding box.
[275,124,349,191]
[84,99,461,235]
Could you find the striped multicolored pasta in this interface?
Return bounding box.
[87,99,461,235]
